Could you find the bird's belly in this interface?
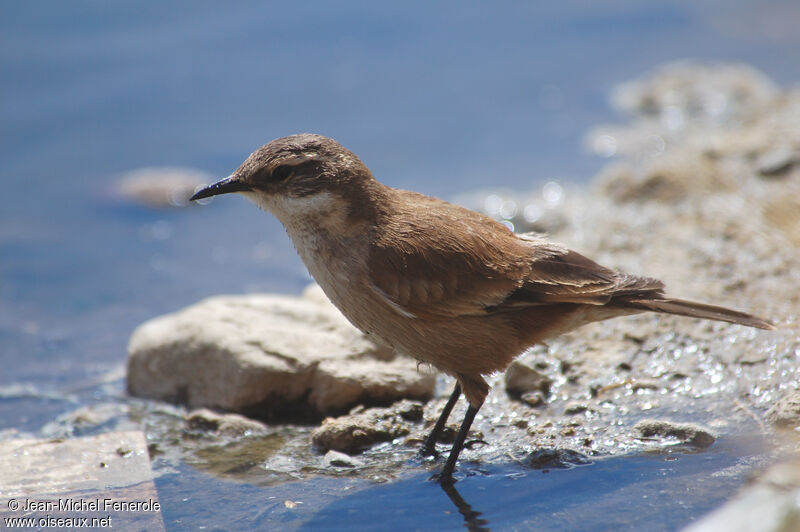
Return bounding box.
[289,232,531,376]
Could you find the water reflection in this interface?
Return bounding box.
[290,440,762,532]
[440,482,491,532]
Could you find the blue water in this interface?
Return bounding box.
[155,438,761,531]
[2,1,798,529]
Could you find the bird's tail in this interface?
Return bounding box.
[619,297,775,330]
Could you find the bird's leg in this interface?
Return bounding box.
[439,402,481,485]
[420,382,461,457]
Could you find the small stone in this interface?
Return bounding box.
[311,404,417,454]
[323,450,364,468]
[525,448,591,469]
[564,402,589,415]
[394,399,424,422]
[521,391,546,407]
[185,408,268,437]
[505,361,553,399]
[634,419,716,447]
[737,350,769,366]
[348,405,366,416]
[757,145,795,177]
[631,380,660,392]
[766,391,800,428]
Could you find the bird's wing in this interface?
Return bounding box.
[492,242,665,310]
[367,195,664,319]
[367,197,532,318]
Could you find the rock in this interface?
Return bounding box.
[763,193,800,246]
[394,399,424,422]
[766,391,800,428]
[311,402,423,454]
[681,458,800,532]
[521,391,545,407]
[323,450,364,468]
[525,448,591,469]
[631,379,660,392]
[185,408,268,437]
[115,167,212,208]
[0,432,164,531]
[736,350,769,366]
[634,419,716,447]
[597,148,733,204]
[757,145,796,177]
[564,402,589,415]
[505,361,553,399]
[127,288,436,419]
[611,61,777,125]
[40,403,129,438]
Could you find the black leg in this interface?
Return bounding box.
[439,403,480,485]
[420,382,461,457]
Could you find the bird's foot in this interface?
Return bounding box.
[419,442,439,459]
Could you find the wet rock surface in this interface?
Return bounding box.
[311,401,424,454]
[126,285,436,419]
[634,419,716,448]
[184,408,269,437]
[765,391,800,429]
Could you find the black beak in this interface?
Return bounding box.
[190,175,253,201]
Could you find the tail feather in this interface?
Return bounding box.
[620,297,775,330]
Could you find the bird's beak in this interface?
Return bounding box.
[190,175,253,201]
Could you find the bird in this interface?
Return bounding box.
[191,133,775,485]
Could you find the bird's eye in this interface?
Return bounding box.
[272,165,293,181]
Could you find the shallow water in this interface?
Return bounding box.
[155,434,767,531]
[2,1,799,530]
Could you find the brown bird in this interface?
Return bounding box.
[191,133,775,484]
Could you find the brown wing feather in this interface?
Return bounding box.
[368,192,665,319]
[493,248,664,310]
[368,193,533,318]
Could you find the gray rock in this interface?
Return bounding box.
[0,432,163,531]
[564,402,589,415]
[185,408,268,437]
[115,166,212,208]
[766,391,800,428]
[311,402,422,454]
[323,450,364,468]
[634,419,716,447]
[505,361,553,399]
[757,145,796,177]
[521,391,546,407]
[611,61,777,124]
[127,286,435,418]
[393,398,425,422]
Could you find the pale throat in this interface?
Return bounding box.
[244,189,358,242]
[243,189,371,311]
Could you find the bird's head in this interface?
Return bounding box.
[192,134,383,230]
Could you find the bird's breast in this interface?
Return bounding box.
[285,224,386,330]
